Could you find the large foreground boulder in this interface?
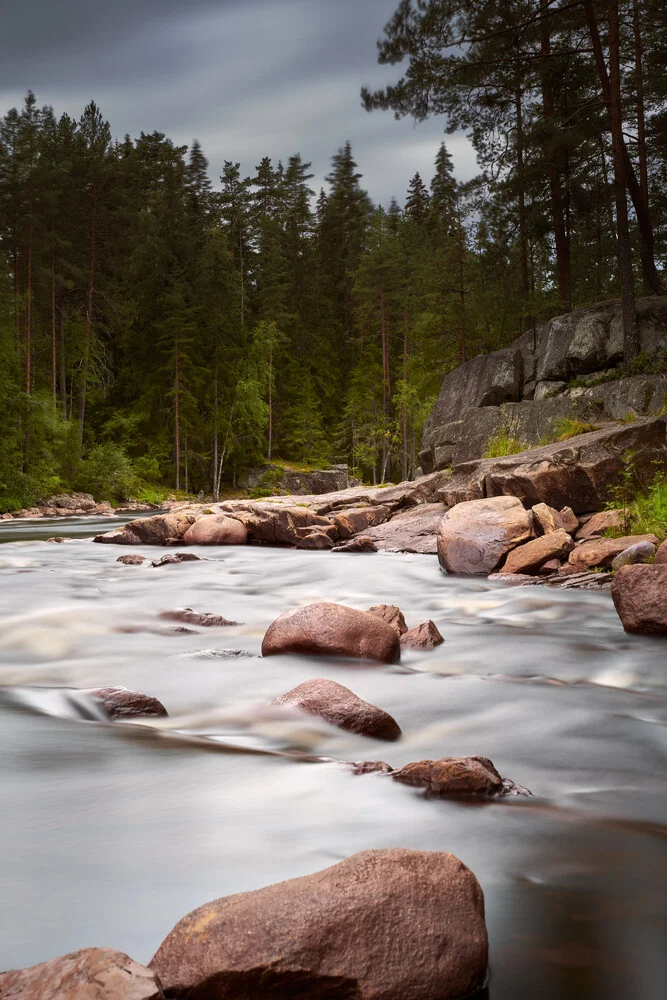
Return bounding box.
[182,514,247,546]
[437,496,533,575]
[262,603,401,664]
[271,678,401,741]
[149,849,488,1000]
[611,564,667,635]
[0,948,164,999]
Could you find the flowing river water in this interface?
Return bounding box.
[0,514,665,998]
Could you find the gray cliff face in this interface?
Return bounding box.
[420,296,667,474]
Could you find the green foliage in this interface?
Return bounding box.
[551,419,600,441]
[73,443,137,502]
[627,477,667,539]
[484,429,529,458]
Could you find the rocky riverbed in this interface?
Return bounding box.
[0,511,665,997]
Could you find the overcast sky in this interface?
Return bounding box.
[1,0,477,206]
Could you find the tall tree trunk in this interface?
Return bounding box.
[58,303,67,419]
[25,170,33,396]
[633,0,651,293]
[50,242,57,409]
[456,212,467,363]
[380,285,391,481]
[212,349,219,501]
[78,183,97,453]
[401,307,408,482]
[540,0,571,310]
[584,0,664,296]
[184,434,189,495]
[267,344,273,462]
[174,335,180,491]
[608,0,639,359]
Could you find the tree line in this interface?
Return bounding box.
[1,1,665,505]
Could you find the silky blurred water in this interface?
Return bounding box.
[0,515,665,997]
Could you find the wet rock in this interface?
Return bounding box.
[349,760,393,775]
[297,530,335,550]
[576,508,628,539]
[362,502,446,554]
[149,848,488,1000]
[182,514,248,546]
[437,496,533,575]
[400,620,445,650]
[151,552,203,567]
[365,603,408,636]
[656,540,667,565]
[568,533,659,570]
[86,686,168,720]
[611,540,657,572]
[124,511,198,546]
[332,535,378,552]
[611,564,667,634]
[272,678,401,741]
[262,603,401,664]
[117,554,146,565]
[502,528,575,575]
[0,947,164,1000]
[160,608,239,628]
[332,505,391,539]
[392,755,524,798]
[94,526,142,545]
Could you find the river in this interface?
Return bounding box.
[0,514,665,997]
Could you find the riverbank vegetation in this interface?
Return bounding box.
[2,3,667,501]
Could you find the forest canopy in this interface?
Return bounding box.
[1,1,665,507]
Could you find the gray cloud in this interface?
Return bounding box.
[1,0,478,205]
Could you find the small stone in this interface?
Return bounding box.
[86,686,168,720]
[272,678,401,741]
[332,535,378,552]
[540,558,561,575]
[365,604,408,636]
[297,531,335,550]
[160,608,239,627]
[117,554,146,565]
[46,536,70,543]
[611,540,657,572]
[350,760,393,775]
[569,534,658,570]
[151,552,202,567]
[392,755,504,797]
[400,620,444,650]
[558,506,579,534]
[0,947,164,1000]
[531,502,562,535]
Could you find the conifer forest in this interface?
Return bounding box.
[2,0,667,509]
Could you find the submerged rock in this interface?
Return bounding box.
[117,554,146,565]
[611,564,667,635]
[0,948,164,1000]
[438,496,533,575]
[392,755,529,798]
[151,552,202,567]
[400,620,445,650]
[349,760,394,775]
[160,608,239,628]
[86,686,168,720]
[262,603,401,664]
[149,848,488,1000]
[272,678,401,741]
[297,530,335,550]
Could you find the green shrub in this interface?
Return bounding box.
[73,443,137,502]
[483,431,530,458]
[552,418,599,441]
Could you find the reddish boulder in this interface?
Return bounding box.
[149,848,488,1000]
[332,505,391,539]
[540,558,562,575]
[160,608,239,627]
[332,535,378,552]
[576,508,628,539]
[392,755,504,797]
[86,686,168,720]
[502,528,574,575]
[117,554,146,565]
[272,678,401,741]
[297,531,335,550]
[182,514,247,546]
[94,527,142,545]
[124,511,197,545]
[611,564,667,634]
[363,503,446,554]
[531,502,563,535]
[365,603,408,636]
[569,533,658,570]
[230,503,333,546]
[558,506,579,534]
[656,539,667,565]
[437,496,533,575]
[0,948,164,999]
[262,603,401,664]
[400,620,444,650]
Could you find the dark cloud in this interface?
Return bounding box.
[1,0,477,205]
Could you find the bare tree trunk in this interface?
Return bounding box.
[184,434,189,495]
[380,285,391,481]
[174,335,180,491]
[78,183,97,453]
[608,0,638,359]
[456,210,467,363]
[633,0,651,293]
[267,344,273,463]
[584,0,664,296]
[540,0,571,310]
[50,242,57,409]
[25,173,33,396]
[401,308,408,483]
[58,303,67,419]
[212,349,219,501]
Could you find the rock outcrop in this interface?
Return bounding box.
[0,948,164,999]
[149,849,488,1000]
[271,678,402,741]
[262,603,401,664]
